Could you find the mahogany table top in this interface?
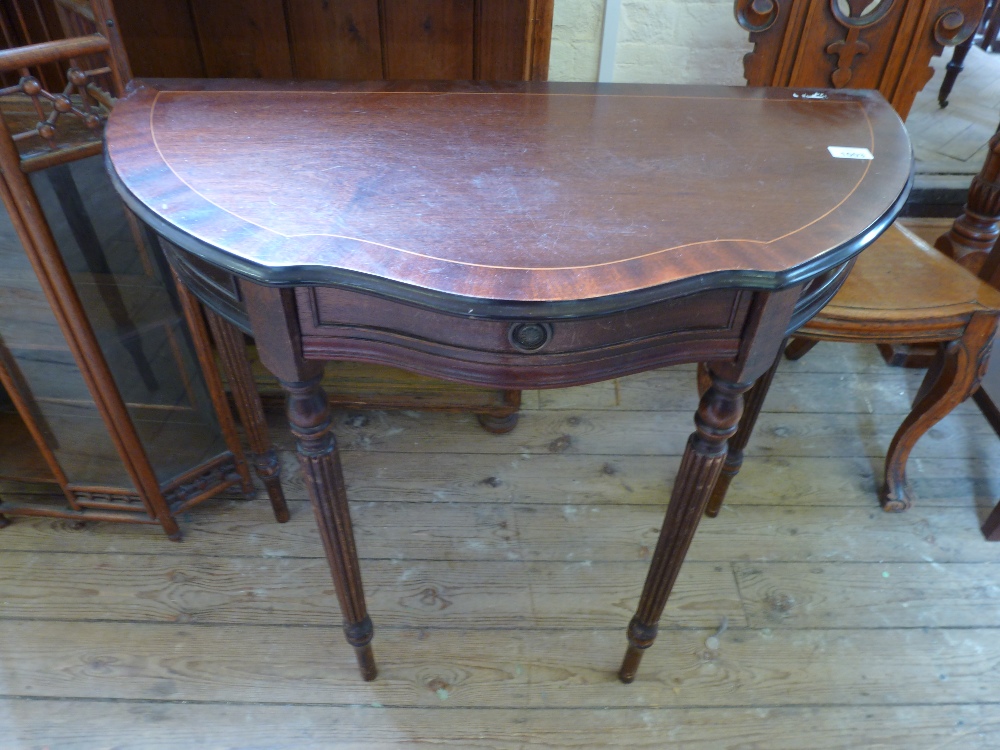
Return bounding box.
[106,79,912,315]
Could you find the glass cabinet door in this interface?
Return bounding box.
[0,187,130,488]
[27,154,230,485]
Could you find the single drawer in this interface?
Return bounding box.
[297,285,752,388]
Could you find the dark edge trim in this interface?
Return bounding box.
[106,148,913,322]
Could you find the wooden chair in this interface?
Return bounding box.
[734,0,986,119]
[938,0,1000,107]
[708,0,1000,520]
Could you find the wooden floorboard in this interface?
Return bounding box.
[2,702,996,750]
[1,341,999,747]
[910,45,1000,178]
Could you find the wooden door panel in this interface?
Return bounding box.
[114,0,205,78]
[476,0,531,80]
[286,0,383,80]
[14,0,552,82]
[189,0,293,78]
[383,0,474,79]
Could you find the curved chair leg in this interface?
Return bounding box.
[881,314,998,511]
[784,337,818,361]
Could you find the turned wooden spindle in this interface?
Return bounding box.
[204,309,290,523]
[282,372,376,681]
[937,130,1000,275]
[619,371,750,683]
[703,348,783,518]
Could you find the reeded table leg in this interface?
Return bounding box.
[282,371,376,680]
[205,308,290,523]
[619,370,750,683]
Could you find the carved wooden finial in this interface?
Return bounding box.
[735,0,780,32]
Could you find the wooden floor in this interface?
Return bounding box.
[910,43,1000,184]
[4,291,1000,747]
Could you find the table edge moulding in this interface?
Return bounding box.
[104,78,914,683]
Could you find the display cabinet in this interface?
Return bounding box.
[0,0,286,539]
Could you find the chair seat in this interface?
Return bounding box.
[798,222,1000,342]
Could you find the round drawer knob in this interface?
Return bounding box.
[509,322,552,352]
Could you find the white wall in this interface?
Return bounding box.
[549,0,752,85]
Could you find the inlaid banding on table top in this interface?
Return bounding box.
[106,81,912,303]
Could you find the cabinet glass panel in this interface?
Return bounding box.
[28,155,229,484]
[0,186,130,486]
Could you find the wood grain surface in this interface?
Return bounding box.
[106,80,912,305]
[3,340,1000,747]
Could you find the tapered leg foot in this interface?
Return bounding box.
[0,513,11,529]
[477,412,519,434]
[881,315,997,512]
[253,448,289,523]
[982,501,1000,541]
[619,370,751,682]
[704,468,738,518]
[355,644,377,681]
[619,617,658,683]
[261,473,290,523]
[160,514,182,541]
[283,372,376,681]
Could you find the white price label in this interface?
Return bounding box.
[828,146,874,160]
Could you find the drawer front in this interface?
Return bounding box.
[297,286,751,388]
[165,243,250,332]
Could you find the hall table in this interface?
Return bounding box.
[104,79,912,683]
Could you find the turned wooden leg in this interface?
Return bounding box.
[476,390,521,434]
[881,314,998,512]
[704,347,783,517]
[477,412,519,434]
[205,309,290,523]
[619,370,750,683]
[282,371,376,680]
[938,34,972,108]
[784,337,818,361]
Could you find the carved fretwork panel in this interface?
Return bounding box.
[735,0,984,119]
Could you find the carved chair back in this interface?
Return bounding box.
[735,0,985,119]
